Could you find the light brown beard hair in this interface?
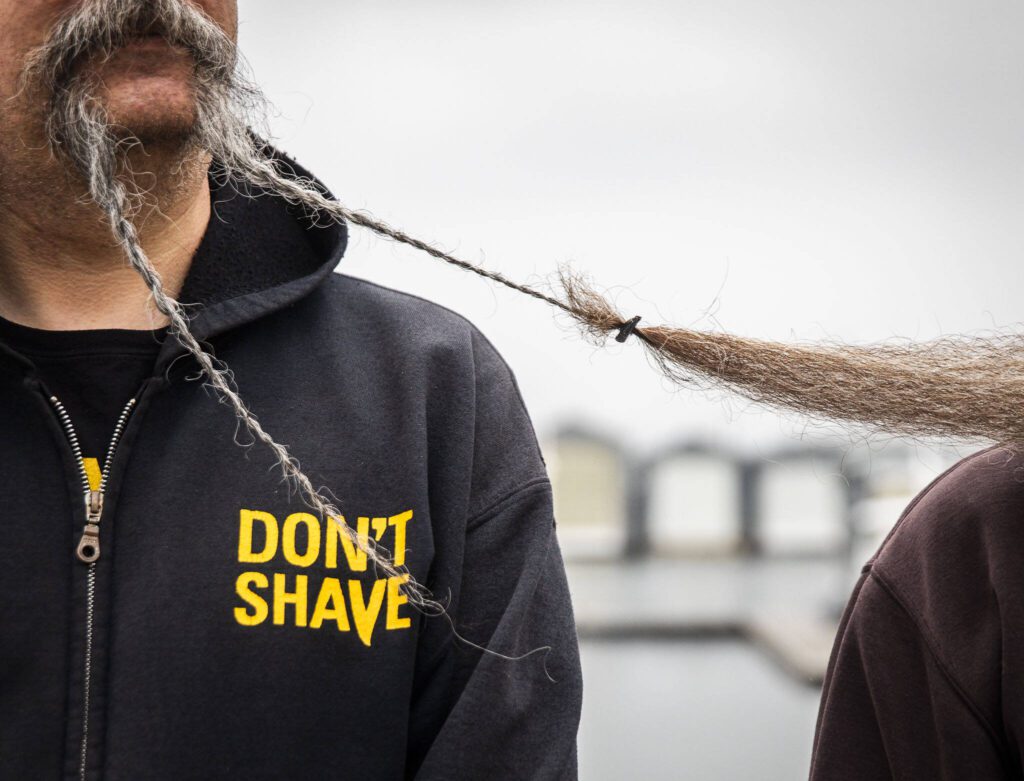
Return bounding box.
[23,0,1022,456]
[560,269,1024,446]
[21,2,1024,613]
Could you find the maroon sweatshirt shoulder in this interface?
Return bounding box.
[870,443,1024,576]
[866,443,1024,738]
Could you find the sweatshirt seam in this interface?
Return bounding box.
[867,566,1010,761]
[466,478,551,531]
[810,572,870,778]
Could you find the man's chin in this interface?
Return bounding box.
[105,99,198,149]
[111,116,196,148]
[98,59,200,147]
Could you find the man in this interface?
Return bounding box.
[0,2,582,779]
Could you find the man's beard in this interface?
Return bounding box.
[563,272,1024,446]
[16,0,437,611]
[13,1,1024,603]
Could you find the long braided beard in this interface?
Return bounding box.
[18,0,439,615]
[17,0,1024,617]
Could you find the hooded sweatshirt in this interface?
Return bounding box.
[0,155,583,781]
[810,444,1024,779]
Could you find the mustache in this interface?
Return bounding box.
[17,0,251,177]
[20,0,237,97]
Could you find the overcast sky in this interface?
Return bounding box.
[235,0,1024,455]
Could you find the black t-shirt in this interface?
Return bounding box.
[0,317,167,464]
[0,172,317,466]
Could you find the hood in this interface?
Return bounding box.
[153,147,348,371]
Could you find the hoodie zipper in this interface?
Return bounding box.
[49,394,138,781]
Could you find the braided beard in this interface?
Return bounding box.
[16,0,436,613]
[17,0,1024,619]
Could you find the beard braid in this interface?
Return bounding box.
[559,273,1024,446]
[151,10,1024,451]
[21,2,557,672]
[206,134,1024,448]
[17,0,444,620]
[18,1,1024,626]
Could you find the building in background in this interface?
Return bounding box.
[546,423,971,779]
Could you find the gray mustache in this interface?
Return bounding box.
[23,0,235,91]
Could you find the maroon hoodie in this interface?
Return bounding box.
[811,445,1024,779]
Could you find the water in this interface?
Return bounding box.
[578,639,822,780]
[568,558,844,779]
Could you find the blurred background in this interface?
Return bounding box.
[238,1,1024,777]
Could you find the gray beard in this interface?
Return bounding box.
[22,0,1024,455]
[16,0,434,612]
[14,1,1024,631]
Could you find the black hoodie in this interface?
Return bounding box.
[0,157,583,780]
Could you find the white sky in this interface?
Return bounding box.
[236,0,1024,455]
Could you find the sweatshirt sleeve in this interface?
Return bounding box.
[810,570,1008,781]
[406,328,583,780]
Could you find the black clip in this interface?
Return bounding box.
[615,315,642,343]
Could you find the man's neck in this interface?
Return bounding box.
[0,149,212,331]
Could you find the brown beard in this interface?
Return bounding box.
[22,2,1019,453]
[560,268,1024,445]
[12,0,1019,637]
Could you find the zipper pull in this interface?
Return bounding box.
[77,490,103,563]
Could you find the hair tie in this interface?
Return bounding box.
[615,315,642,343]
